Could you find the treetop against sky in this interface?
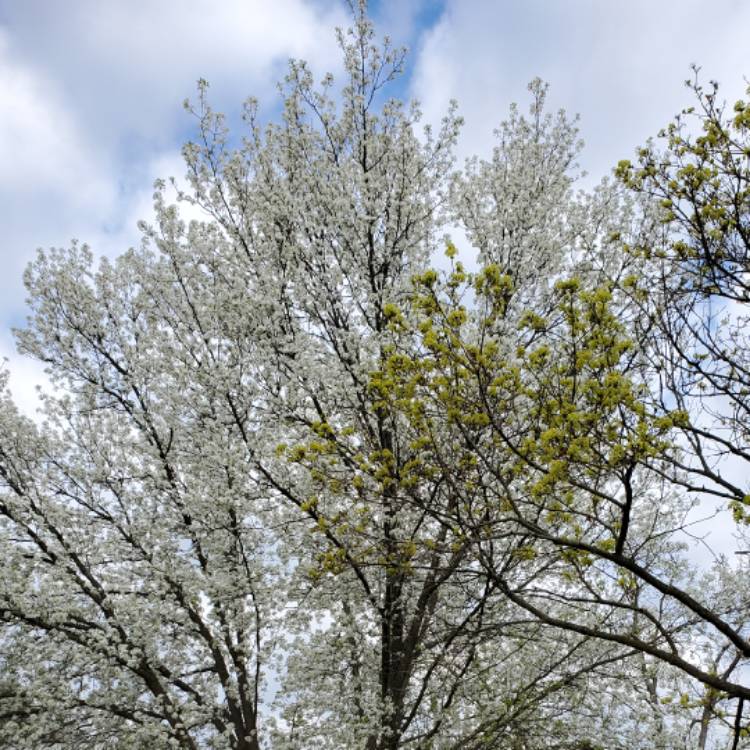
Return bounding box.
[1,0,749,412]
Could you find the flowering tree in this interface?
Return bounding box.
[376,73,750,749]
[1,9,747,750]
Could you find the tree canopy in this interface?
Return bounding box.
[1,12,749,750]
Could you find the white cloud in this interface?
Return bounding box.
[0,30,118,316]
[374,0,437,47]
[0,32,114,204]
[411,0,750,180]
[0,0,349,145]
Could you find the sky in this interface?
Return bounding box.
[0,0,748,411]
